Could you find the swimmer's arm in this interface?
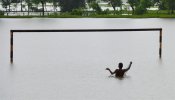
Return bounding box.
[106,68,115,75]
[125,62,132,72]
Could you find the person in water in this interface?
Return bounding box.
[106,61,132,78]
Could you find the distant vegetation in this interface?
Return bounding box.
[0,0,175,18]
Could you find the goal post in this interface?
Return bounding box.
[10,28,162,63]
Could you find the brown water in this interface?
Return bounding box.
[0,18,175,100]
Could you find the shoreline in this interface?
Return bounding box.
[1,15,175,18]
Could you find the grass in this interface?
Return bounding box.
[1,10,175,18]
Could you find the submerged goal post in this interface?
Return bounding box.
[10,28,162,63]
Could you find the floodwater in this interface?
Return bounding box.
[0,18,175,100]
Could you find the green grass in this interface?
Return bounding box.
[49,14,175,18]
[0,15,39,18]
[1,10,175,18]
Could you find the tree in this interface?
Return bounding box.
[140,0,152,8]
[32,0,51,16]
[86,0,95,3]
[13,3,17,11]
[59,0,85,12]
[166,0,175,14]
[152,0,160,5]
[40,0,46,16]
[52,0,59,12]
[136,0,152,15]
[157,0,175,14]
[134,4,147,14]
[2,0,13,12]
[86,0,102,14]
[127,0,139,14]
[86,0,96,10]
[11,0,19,11]
[20,0,23,12]
[159,0,167,10]
[103,0,122,11]
[89,1,102,13]
[26,0,32,15]
[128,0,153,15]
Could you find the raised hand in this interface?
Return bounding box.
[130,61,132,64]
[106,68,110,70]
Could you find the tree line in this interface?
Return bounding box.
[0,0,175,16]
[128,0,175,14]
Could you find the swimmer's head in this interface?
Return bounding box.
[118,63,123,69]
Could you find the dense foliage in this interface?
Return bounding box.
[0,0,175,16]
[59,0,85,12]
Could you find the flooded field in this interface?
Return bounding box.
[0,18,175,100]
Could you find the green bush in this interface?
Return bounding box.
[90,1,102,14]
[102,9,110,15]
[113,10,122,15]
[71,8,84,15]
[0,10,4,15]
[135,6,147,15]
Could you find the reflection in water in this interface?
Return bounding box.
[9,63,16,71]
[108,75,131,80]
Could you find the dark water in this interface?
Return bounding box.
[0,18,175,100]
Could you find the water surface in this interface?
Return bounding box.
[0,18,175,100]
